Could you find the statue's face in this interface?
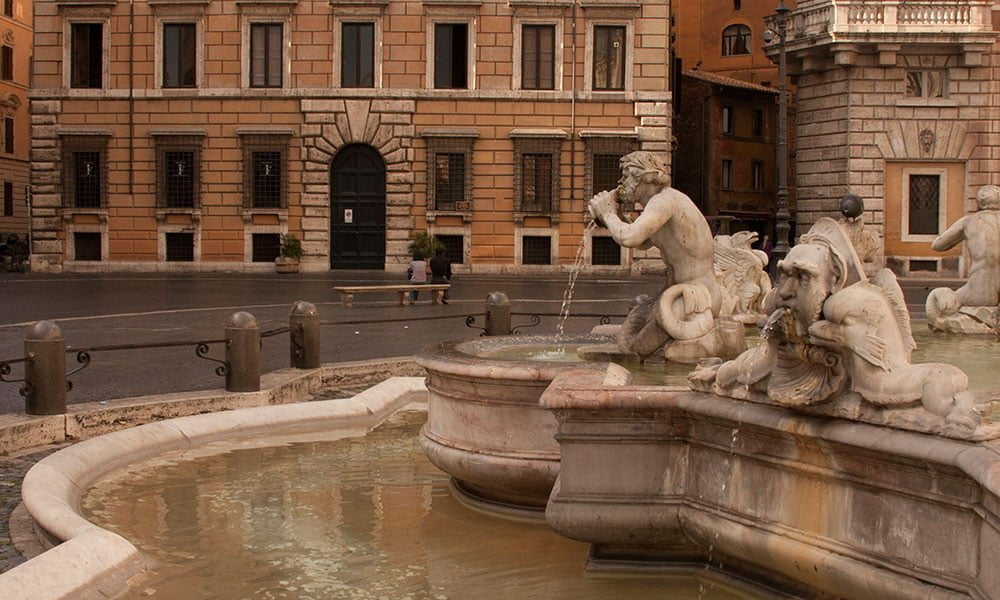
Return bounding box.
[775,244,836,331]
[616,167,641,206]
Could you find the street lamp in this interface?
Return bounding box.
[764,0,791,265]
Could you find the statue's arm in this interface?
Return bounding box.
[605,196,671,248]
[931,218,967,252]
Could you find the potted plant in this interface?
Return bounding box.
[275,233,304,274]
[407,232,445,260]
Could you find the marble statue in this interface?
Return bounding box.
[714,230,771,324]
[588,151,746,363]
[925,185,1000,334]
[690,217,983,436]
[837,194,883,277]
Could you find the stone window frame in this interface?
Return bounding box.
[424,3,480,92]
[240,12,292,91]
[153,132,204,210]
[154,15,205,90]
[900,165,949,243]
[586,229,626,267]
[514,226,559,267]
[61,7,112,94]
[160,229,200,263]
[511,129,566,223]
[581,131,637,198]
[420,127,478,222]
[513,18,564,92]
[584,19,633,93]
[59,132,110,209]
[427,224,470,265]
[240,131,291,210]
[332,7,384,89]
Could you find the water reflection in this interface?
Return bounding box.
[83,412,755,600]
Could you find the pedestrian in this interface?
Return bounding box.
[759,234,774,257]
[407,252,428,303]
[429,248,453,304]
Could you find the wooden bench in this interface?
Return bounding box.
[333,284,450,307]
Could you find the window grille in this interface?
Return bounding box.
[722,24,750,56]
[74,232,102,261]
[593,26,625,91]
[61,136,107,208]
[425,136,474,212]
[250,23,282,88]
[71,23,103,88]
[436,234,464,264]
[3,181,12,217]
[513,136,561,215]
[522,236,551,265]
[155,136,201,209]
[522,25,555,90]
[252,233,281,262]
[908,174,940,235]
[241,134,289,209]
[585,137,637,198]
[163,23,196,88]
[165,232,194,262]
[252,151,282,208]
[434,23,468,89]
[591,236,621,265]
[342,22,374,88]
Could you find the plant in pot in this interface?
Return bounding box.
[407,232,445,260]
[275,233,304,274]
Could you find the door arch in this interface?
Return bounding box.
[329,144,386,269]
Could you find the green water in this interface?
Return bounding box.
[82,411,757,600]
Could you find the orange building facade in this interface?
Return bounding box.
[28,0,671,273]
[1,0,31,236]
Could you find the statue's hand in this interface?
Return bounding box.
[588,190,618,225]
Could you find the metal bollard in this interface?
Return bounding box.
[225,311,260,392]
[485,291,511,336]
[289,301,320,369]
[24,320,67,415]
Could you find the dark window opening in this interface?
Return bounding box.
[2,117,12,153]
[71,23,103,88]
[522,236,551,265]
[522,153,553,212]
[721,159,733,189]
[909,260,938,272]
[3,0,12,18]
[434,23,468,89]
[593,25,626,91]
[908,174,940,235]
[252,233,281,262]
[591,236,620,265]
[522,24,555,90]
[751,160,763,191]
[3,181,12,216]
[74,232,102,261]
[250,23,282,88]
[163,23,196,88]
[433,152,466,210]
[721,106,733,134]
[722,24,751,56]
[165,232,194,262]
[164,151,196,208]
[437,234,464,264]
[342,22,374,88]
[751,108,764,138]
[734,0,742,9]
[252,151,282,208]
[74,151,102,208]
[1,46,12,81]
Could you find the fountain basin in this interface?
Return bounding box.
[415,335,617,513]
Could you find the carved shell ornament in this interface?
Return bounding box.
[2,29,12,45]
[0,92,20,117]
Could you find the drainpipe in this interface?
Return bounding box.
[128,0,135,193]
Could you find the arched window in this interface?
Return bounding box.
[722,24,751,56]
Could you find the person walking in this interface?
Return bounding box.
[407,252,428,304]
[429,248,453,304]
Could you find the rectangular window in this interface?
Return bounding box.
[74,232,102,261]
[751,160,763,191]
[752,108,764,138]
[434,23,468,89]
[522,24,555,90]
[341,22,374,88]
[3,181,12,217]
[1,46,12,81]
[436,234,464,264]
[163,23,196,88]
[252,151,282,208]
[522,153,553,213]
[908,174,941,235]
[164,151,196,208]
[3,117,12,153]
[593,25,625,91]
[522,236,551,265]
[591,236,621,266]
[73,151,102,208]
[165,232,194,262]
[251,233,281,262]
[71,23,103,89]
[592,154,622,196]
[433,153,466,210]
[250,23,282,88]
[721,106,733,135]
[721,159,733,189]
[906,70,946,98]
[3,0,12,17]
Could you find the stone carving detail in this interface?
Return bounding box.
[713,230,770,324]
[690,218,985,437]
[926,185,1000,334]
[587,151,746,363]
[919,128,935,154]
[837,193,883,276]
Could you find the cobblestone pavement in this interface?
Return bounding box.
[0,444,66,573]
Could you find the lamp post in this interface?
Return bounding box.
[768,0,792,264]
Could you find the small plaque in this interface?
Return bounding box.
[344,208,353,223]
